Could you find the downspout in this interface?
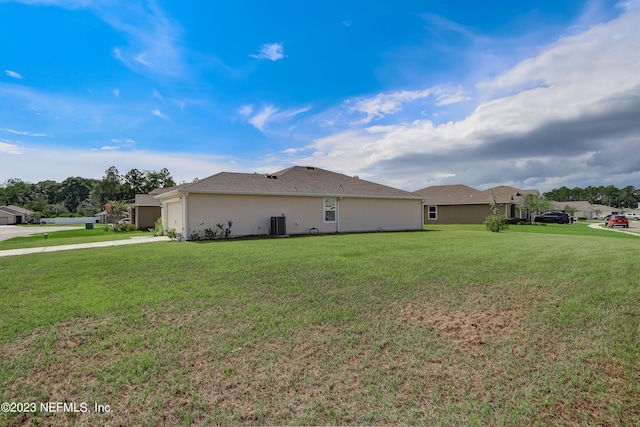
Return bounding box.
[336,197,341,233]
[183,192,189,240]
[421,199,426,228]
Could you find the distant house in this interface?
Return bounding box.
[154,166,424,239]
[0,205,32,225]
[591,204,619,219]
[551,201,596,220]
[414,184,539,224]
[130,186,177,230]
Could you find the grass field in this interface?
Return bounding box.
[1,225,638,425]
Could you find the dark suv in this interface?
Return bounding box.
[534,212,571,224]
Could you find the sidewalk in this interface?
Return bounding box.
[0,236,171,258]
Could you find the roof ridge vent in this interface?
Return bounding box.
[306,166,315,170]
[265,174,278,179]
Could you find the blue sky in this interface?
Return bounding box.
[1,0,639,192]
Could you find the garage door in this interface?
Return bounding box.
[165,201,183,235]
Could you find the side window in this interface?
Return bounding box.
[324,197,336,223]
[427,205,437,220]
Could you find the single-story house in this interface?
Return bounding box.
[130,186,179,230]
[0,205,32,225]
[590,204,619,219]
[551,201,596,220]
[154,166,425,239]
[414,184,539,224]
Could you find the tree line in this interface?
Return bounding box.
[543,185,639,209]
[0,166,175,219]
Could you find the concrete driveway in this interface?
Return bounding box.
[0,225,82,242]
[588,219,640,235]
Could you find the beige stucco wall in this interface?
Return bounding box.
[184,193,423,238]
[424,204,494,224]
[187,194,337,237]
[339,198,423,232]
[135,206,161,230]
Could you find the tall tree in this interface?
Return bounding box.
[1,178,34,206]
[93,166,124,205]
[59,177,91,212]
[124,168,145,198]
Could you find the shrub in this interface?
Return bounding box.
[204,227,218,240]
[484,215,509,233]
[216,220,234,238]
[166,228,177,240]
[153,218,163,236]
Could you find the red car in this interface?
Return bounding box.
[607,215,629,228]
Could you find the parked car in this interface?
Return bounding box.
[603,214,613,223]
[534,212,571,224]
[624,213,639,220]
[607,215,629,228]
[117,218,130,225]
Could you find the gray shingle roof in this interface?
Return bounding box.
[413,184,541,205]
[413,184,490,205]
[483,186,539,204]
[0,205,33,215]
[133,194,161,207]
[161,166,421,199]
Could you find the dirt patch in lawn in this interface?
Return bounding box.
[399,302,526,347]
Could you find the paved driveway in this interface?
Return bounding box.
[589,220,640,235]
[0,225,82,242]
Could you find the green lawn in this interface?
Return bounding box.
[1,227,638,426]
[0,227,154,250]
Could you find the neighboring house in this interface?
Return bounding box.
[130,186,178,230]
[0,208,16,225]
[483,186,540,220]
[591,204,619,219]
[414,184,495,224]
[414,184,540,224]
[0,205,32,225]
[551,201,595,220]
[154,166,424,239]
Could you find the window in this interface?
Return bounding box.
[427,205,437,220]
[324,197,336,223]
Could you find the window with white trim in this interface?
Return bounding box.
[427,205,437,220]
[324,197,336,223]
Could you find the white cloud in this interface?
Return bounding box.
[0,141,23,154]
[0,145,241,184]
[100,145,119,150]
[238,104,253,117]
[248,105,277,131]
[294,7,640,192]
[152,109,170,121]
[5,70,23,79]
[0,128,46,137]
[113,89,120,98]
[244,104,311,133]
[250,42,285,61]
[18,0,186,79]
[346,87,469,124]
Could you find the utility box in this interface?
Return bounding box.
[270,216,286,236]
[85,223,94,230]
